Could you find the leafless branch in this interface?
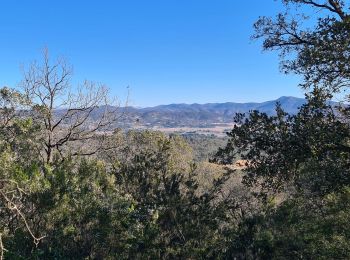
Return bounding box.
[20,49,126,164]
[0,180,45,258]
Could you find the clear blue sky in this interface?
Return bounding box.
[0,0,304,107]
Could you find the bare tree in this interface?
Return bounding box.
[21,49,123,164]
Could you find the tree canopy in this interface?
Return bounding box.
[254,0,350,93]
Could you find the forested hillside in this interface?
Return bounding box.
[1,0,350,259]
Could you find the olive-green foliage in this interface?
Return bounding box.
[4,2,350,255]
[1,128,230,259]
[102,130,230,258]
[106,130,195,174]
[223,2,350,257]
[214,89,350,259]
[4,85,350,259]
[224,187,350,260]
[0,88,44,258]
[182,134,228,162]
[214,89,350,197]
[23,159,138,259]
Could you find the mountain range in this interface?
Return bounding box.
[117,96,307,128]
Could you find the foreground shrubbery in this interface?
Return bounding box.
[2,1,350,257]
[1,88,350,259]
[214,90,350,259]
[0,124,232,258]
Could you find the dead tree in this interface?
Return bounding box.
[21,49,123,164]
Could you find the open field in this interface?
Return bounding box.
[140,123,236,136]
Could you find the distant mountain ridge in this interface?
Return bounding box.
[117,96,308,128]
[142,96,304,113]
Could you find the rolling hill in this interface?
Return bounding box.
[117,96,307,128]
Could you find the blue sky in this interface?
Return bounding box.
[0,0,304,107]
